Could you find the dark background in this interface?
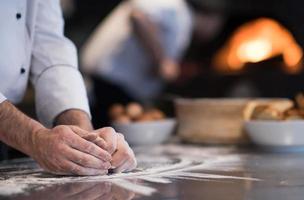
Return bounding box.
[5,0,304,160]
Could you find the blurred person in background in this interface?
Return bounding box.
[60,0,76,18]
[0,0,136,175]
[81,0,224,127]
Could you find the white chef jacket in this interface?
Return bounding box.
[81,0,193,101]
[0,0,90,127]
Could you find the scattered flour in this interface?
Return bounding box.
[0,145,260,197]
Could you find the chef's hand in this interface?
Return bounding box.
[30,125,112,175]
[90,127,137,173]
[159,58,180,82]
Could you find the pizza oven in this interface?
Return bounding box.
[172,0,304,99]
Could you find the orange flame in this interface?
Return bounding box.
[213,18,303,73]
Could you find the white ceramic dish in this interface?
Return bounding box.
[113,119,176,146]
[245,120,304,152]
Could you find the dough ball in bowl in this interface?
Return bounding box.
[126,102,144,120]
[109,104,125,120]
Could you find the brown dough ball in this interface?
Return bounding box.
[285,115,303,120]
[246,100,293,121]
[268,100,294,113]
[146,109,166,120]
[109,104,125,120]
[250,105,266,120]
[115,115,131,124]
[138,113,155,122]
[285,109,300,116]
[252,106,283,120]
[126,102,144,120]
[285,109,304,119]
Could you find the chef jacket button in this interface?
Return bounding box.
[20,67,26,74]
[16,13,22,20]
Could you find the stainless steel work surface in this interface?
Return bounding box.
[1,144,304,200]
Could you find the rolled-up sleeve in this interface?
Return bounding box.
[30,0,90,127]
[0,92,7,104]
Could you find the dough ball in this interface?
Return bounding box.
[251,106,283,120]
[285,115,303,120]
[126,102,143,120]
[146,109,166,120]
[268,100,294,113]
[109,104,125,120]
[138,113,155,122]
[115,115,131,124]
[285,109,304,120]
[245,99,294,121]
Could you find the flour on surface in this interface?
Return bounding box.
[0,145,260,197]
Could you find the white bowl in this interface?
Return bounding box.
[113,119,176,146]
[245,120,304,150]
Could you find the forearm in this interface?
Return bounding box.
[0,101,44,156]
[55,109,93,131]
[130,9,167,65]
